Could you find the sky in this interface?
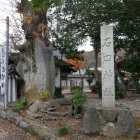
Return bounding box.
[0,0,93,52]
[0,0,10,44]
[78,37,93,52]
[0,0,17,46]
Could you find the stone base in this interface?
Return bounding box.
[83,107,138,138]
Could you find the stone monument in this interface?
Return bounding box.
[83,25,138,138]
[101,25,115,107]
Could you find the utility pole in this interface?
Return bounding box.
[5,16,9,108]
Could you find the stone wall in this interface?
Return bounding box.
[83,107,138,138]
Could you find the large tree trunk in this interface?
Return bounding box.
[16,0,55,99]
[114,60,127,97]
[93,47,100,82]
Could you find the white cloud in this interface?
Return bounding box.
[78,37,93,52]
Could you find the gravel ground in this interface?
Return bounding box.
[85,94,140,121]
[0,117,38,140]
[0,93,139,140]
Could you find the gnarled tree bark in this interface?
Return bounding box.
[16,0,55,99]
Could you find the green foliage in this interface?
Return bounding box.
[52,0,140,85]
[9,52,20,65]
[69,89,86,115]
[39,90,51,100]
[57,127,69,136]
[70,86,81,92]
[90,85,97,93]
[29,0,62,13]
[120,57,140,88]
[86,78,93,86]
[12,98,26,113]
[54,87,64,98]
[115,83,124,99]
[95,82,124,99]
[86,70,95,76]
[96,81,102,99]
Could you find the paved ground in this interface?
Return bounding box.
[0,117,38,140]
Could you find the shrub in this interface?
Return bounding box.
[38,90,51,101]
[70,89,86,115]
[115,83,124,99]
[70,86,81,92]
[54,87,64,98]
[57,127,69,136]
[12,98,26,113]
[86,78,93,87]
[96,81,102,99]
[90,85,97,93]
[95,81,125,99]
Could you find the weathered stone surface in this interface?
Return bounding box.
[7,114,17,124]
[47,98,70,108]
[28,98,69,114]
[102,122,115,136]
[101,25,115,108]
[99,108,118,122]
[83,108,101,134]
[19,121,30,129]
[0,110,7,118]
[16,117,24,126]
[26,110,43,118]
[83,107,138,138]
[116,109,137,138]
[28,100,48,113]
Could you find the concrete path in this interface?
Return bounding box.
[0,117,37,140]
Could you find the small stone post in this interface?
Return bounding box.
[101,25,115,107]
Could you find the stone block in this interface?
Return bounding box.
[83,107,138,138]
[83,108,101,134]
[0,110,7,119]
[7,114,17,124]
[19,121,29,129]
[102,122,115,136]
[99,108,118,122]
[16,117,24,126]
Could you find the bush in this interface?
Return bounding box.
[96,81,102,99]
[12,98,26,113]
[69,89,86,115]
[95,82,124,99]
[115,83,124,99]
[54,87,64,98]
[86,78,93,86]
[90,85,97,93]
[39,90,51,101]
[57,127,69,136]
[70,86,81,92]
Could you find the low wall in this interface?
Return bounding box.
[83,107,138,138]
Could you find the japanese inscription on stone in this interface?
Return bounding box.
[101,25,115,107]
[1,48,6,94]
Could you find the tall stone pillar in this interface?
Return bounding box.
[12,76,17,102]
[8,76,12,102]
[101,25,115,107]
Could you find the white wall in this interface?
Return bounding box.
[62,77,96,89]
